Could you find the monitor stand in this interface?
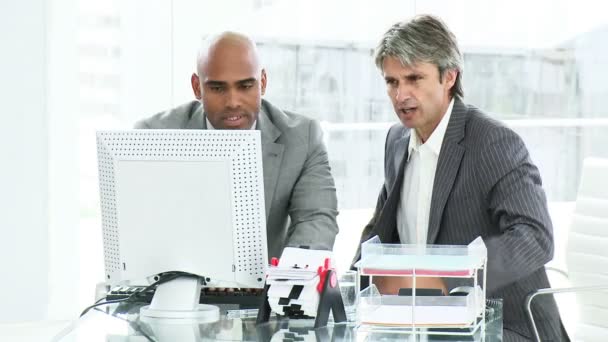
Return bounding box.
[140,276,219,322]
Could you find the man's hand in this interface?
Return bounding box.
[372,276,447,295]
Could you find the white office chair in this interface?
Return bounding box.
[526,157,608,341]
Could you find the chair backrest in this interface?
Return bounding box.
[566,157,608,337]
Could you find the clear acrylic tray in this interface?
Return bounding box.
[354,236,487,334]
[356,236,487,277]
[357,285,484,328]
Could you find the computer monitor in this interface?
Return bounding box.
[96,129,268,321]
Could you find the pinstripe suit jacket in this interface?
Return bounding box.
[353,98,567,341]
[134,99,339,260]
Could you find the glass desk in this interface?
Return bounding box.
[53,300,502,341]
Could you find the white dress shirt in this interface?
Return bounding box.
[397,98,454,245]
[206,118,257,130]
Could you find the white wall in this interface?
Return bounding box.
[0,0,49,322]
[47,0,80,319]
[119,0,173,124]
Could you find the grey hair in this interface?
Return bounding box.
[374,14,464,98]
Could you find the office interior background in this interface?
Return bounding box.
[2,0,607,338]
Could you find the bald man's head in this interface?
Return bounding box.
[196,32,261,75]
[191,32,267,130]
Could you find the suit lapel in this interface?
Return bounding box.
[393,133,408,179]
[185,101,206,129]
[257,104,284,219]
[427,98,467,244]
[375,133,409,243]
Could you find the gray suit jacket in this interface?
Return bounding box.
[135,99,339,259]
[353,98,567,341]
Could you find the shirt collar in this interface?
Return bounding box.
[407,97,455,158]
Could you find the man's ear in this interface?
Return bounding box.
[191,73,201,99]
[444,69,457,91]
[260,69,267,96]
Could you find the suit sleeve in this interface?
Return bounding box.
[349,125,399,269]
[349,185,388,270]
[483,130,554,292]
[133,119,151,129]
[283,120,339,251]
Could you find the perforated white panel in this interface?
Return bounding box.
[96,130,267,285]
[97,135,120,279]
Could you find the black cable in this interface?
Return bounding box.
[80,271,199,317]
[80,298,134,317]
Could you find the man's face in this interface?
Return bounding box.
[382,57,456,141]
[191,44,267,130]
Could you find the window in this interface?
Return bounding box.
[70,0,608,316]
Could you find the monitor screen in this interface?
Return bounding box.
[96,129,268,290]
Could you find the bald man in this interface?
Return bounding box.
[134,32,339,259]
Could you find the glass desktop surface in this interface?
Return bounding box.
[54,301,502,341]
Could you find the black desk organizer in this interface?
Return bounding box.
[256,258,347,328]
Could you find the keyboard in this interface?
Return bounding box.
[105,286,265,309]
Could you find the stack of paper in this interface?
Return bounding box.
[266,268,317,283]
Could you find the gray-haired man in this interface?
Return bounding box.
[352,15,568,341]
